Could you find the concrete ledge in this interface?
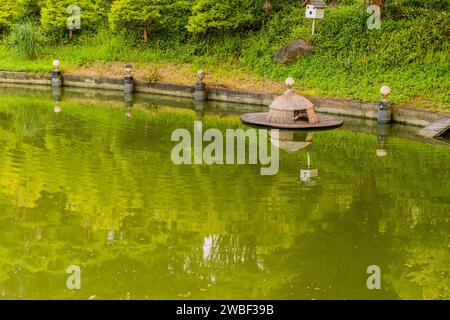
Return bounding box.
[393,107,448,127]
[135,81,194,98]
[0,70,448,128]
[207,87,276,106]
[0,70,51,85]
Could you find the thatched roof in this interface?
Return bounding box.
[269,86,314,111]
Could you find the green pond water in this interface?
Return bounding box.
[0,86,449,300]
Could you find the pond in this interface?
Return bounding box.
[0,85,449,300]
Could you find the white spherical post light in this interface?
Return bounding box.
[53,59,60,71]
[51,59,63,88]
[378,85,392,124]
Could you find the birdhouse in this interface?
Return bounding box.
[306,1,326,20]
[266,78,318,125]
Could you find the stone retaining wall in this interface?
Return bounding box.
[0,70,448,127]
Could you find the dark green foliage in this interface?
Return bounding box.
[187,0,266,34]
[0,0,448,109]
[40,0,112,41]
[0,1,13,33]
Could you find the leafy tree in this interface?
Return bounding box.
[187,0,266,34]
[0,1,13,33]
[0,0,45,34]
[108,0,168,44]
[12,0,44,22]
[161,0,193,36]
[40,0,111,40]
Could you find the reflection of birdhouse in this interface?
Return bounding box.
[269,130,313,153]
[306,1,326,19]
[300,168,319,182]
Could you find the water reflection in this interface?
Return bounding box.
[270,130,320,185]
[124,92,134,118]
[52,87,63,114]
[270,131,313,153]
[376,123,391,157]
[107,230,124,244]
[0,90,448,300]
[194,100,206,121]
[300,152,319,185]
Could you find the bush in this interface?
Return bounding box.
[0,1,13,34]
[9,22,41,59]
[11,0,42,23]
[40,0,111,42]
[109,0,168,44]
[187,0,266,34]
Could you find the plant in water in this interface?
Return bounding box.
[9,22,41,59]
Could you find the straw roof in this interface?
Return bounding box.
[269,89,314,111]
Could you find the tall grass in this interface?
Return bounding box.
[9,22,41,59]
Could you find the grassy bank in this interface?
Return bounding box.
[0,1,448,111]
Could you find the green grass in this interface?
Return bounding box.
[0,3,448,112]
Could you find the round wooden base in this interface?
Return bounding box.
[240,113,344,129]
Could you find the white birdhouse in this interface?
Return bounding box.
[306,1,326,20]
[306,1,326,35]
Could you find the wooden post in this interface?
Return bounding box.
[143,25,149,44]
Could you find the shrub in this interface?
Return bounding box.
[9,22,41,59]
[0,1,13,34]
[187,0,266,34]
[147,67,160,84]
[12,0,43,23]
[40,0,111,41]
[109,0,168,44]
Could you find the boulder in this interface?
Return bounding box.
[274,39,314,64]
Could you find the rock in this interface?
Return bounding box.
[274,39,314,64]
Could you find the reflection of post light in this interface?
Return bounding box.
[376,149,387,157]
[194,101,205,121]
[124,92,134,117]
[376,123,390,157]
